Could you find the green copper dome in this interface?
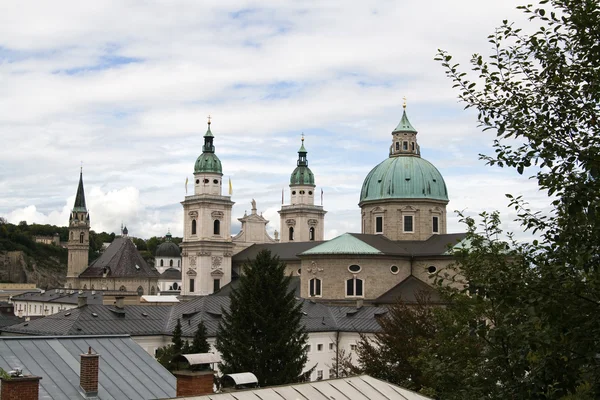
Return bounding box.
[290,137,315,186]
[360,156,448,203]
[194,121,223,174]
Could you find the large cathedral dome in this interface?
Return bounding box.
[360,156,448,202]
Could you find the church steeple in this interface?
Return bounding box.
[73,170,87,212]
[202,117,215,153]
[390,101,420,157]
[297,134,308,167]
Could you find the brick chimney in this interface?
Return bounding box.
[80,347,99,396]
[0,374,42,400]
[173,371,214,396]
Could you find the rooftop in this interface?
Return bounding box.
[80,237,159,278]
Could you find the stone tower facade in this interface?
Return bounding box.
[66,171,90,289]
[180,120,234,296]
[279,137,326,243]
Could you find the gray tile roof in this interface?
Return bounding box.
[159,374,433,400]
[233,241,324,262]
[80,237,160,278]
[0,335,175,400]
[375,275,443,305]
[10,289,103,305]
[3,295,383,337]
[160,268,182,280]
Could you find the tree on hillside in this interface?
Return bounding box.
[216,249,308,387]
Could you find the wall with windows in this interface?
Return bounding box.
[361,200,447,241]
[12,301,77,318]
[299,256,412,300]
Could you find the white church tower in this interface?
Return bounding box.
[279,136,326,242]
[180,118,234,295]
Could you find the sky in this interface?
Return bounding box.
[0,0,550,241]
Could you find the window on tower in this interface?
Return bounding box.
[396,142,399,150]
[404,215,414,233]
[289,227,294,241]
[189,279,195,292]
[411,142,415,151]
[309,227,315,241]
[213,279,221,292]
[169,259,173,267]
[433,216,439,233]
[309,278,322,297]
[403,141,408,150]
[346,277,364,297]
[375,216,383,234]
[160,260,164,267]
[214,220,220,235]
[191,219,197,234]
[79,232,84,243]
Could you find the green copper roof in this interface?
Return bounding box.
[194,121,223,174]
[290,137,315,186]
[72,171,87,212]
[301,233,383,255]
[360,156,448,203]
[393,109,417,133]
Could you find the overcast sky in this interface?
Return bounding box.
[0,0,549,240]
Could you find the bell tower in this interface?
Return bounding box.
[279,136,326,242]
[180,118,234,296]
[66,169,90,289]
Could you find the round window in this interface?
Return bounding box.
[203,179,209,184]
[300,190,305,194]
[348,264,361,273]
[195,179,200,184]
[297,268,301,275]
[427,266,437,274]
[213,179,219,184]
[292,191,296,195]
[390,265,399,274]
[308,191,313,195]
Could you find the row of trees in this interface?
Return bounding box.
[356,1,600,398]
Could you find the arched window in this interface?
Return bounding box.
[346,277,364,297]
[83,284,87,290]
[191,219,197,234]
[309,227,315,241]
[70,232,73,240]
[169,259,173,267]
[395,142,399,150]
[213,220,220,235]
[79,232,84,243]
[309,278,322,297]
[289,227,294,241]
[137,286,144,296]
[119,285,126,291]
[150,286,155,295]
[178,260,180,267]
[160,260,164,267]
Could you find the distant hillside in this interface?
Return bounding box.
[0,220,115,288]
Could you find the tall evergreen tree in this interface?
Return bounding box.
[216,249,308,386]
[189,320,210,354]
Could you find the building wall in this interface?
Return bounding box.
[299,256,412,300]
[77,278,159,295]
[361,199,447,241]
[155,257,181,274]
[12,300,78,317]
[279,205,326,243]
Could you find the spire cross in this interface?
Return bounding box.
[207,115,211,125]
[403,96,407,109]
[301,133,304,142]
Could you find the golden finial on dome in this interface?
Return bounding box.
[301,132,305,142]
[207,114,211,125]
[403,96,407,109]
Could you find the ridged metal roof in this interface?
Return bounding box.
[301,233,383,255]
[166,375,433,399]
[0,335,175,399]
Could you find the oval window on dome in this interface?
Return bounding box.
[348,264,361,273]
[300,190,305,194]
[390,265,399,274]
[292,191,296,195]
[213,179,219,184]
[428,266,437,274]
[195,179,200,184]
[308,191,313,195]
[203,179,209,184]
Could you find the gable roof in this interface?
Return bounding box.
[301,233,384,255]
[375,275,443,305]
[10,289,103,305]
[162,375,432,400]
[0,335,175,400]
[79,237,159,278]
[233,241,324,263]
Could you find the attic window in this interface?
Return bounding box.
[135,264,140,270]
[64,312,71,316]
[142,312,148,317]
[91,313,98,317]
[405,178,410,181]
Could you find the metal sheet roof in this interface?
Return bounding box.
[224,372,258,385]
[181,353,221,365]
[301,233,383,255]
[0,335,176,400]
[160,375,433,399]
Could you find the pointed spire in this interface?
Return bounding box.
[73,170,87,212]
[393,100,417,133]
[166,229,172,241]
[202,116,215,153]
[297,134,308,167]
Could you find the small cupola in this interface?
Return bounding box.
[390,100,420,157]
[194,117,223,175]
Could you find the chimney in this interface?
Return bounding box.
[173,371,214,397]
[77,295,87,307]
[115,296,125,309]
[0,369,42,400]
[80,347,99,397]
